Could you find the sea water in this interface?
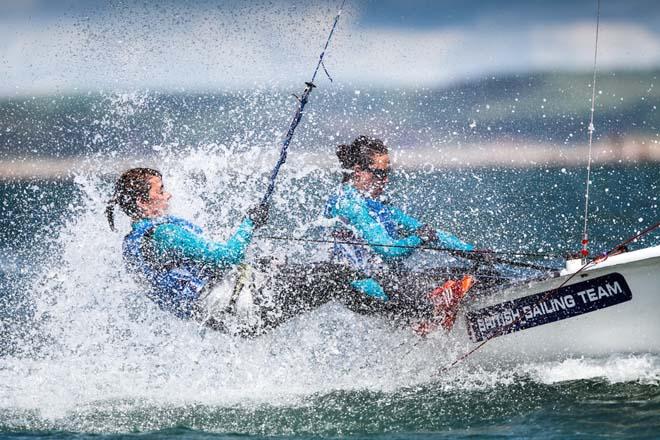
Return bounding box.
[0,155,658,439]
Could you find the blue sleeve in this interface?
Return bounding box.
[387,206,423,232]
[388,205,474,251]
[335,196,422,258]
[152,218,255,267]
[436,229,474,251]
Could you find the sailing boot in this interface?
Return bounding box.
[413,275,476,335]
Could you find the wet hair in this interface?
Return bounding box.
[336,135,388,182]
[106,168,162,231]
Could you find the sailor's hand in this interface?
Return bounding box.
[247,203,270,228]
[416,224,438,245]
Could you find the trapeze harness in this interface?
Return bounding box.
[123,216,253,319]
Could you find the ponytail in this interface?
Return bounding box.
[105,197,118,231]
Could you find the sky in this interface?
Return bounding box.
[1,0,660,96]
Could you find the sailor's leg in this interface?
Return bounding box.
[375,272,436,323]
[358,271,475,333]
[246,262,358,331]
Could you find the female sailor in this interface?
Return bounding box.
[325,136,477,331]
[106,167,268,331]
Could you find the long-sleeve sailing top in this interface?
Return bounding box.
[324,184,473,300]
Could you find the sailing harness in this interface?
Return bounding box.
[123,216,213,319]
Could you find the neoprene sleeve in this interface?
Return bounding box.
[389,203,473,250]
[151,218,254,267]
[435,229,474,251]
[387,205,423,232]
[332,185,474,256]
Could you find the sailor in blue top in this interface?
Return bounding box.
[106,168,268,328]
[325,136,475,303]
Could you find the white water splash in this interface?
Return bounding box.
[528,355,660,385]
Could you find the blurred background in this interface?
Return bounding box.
[1,0,659,170]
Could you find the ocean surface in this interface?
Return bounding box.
[0,157,658,439]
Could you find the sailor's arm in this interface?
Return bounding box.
[434,229,474,251]
[388,205,423,232]
[151,218,255,267]
[389,205,474,251]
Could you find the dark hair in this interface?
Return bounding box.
[336,136,388,182]
[106,168,162,231]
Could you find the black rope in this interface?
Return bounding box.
[255,234,560,272]
[603,220,660,255]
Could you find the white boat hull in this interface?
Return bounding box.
[456,245,660,363]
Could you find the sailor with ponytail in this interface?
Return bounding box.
[108,168,269,328]
[325,136,477,328]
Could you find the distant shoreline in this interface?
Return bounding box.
[1,138,658,180]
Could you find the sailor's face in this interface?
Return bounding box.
[365,153,390,198]
[353,153,390,198]
[138,176,171,218]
